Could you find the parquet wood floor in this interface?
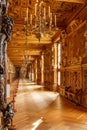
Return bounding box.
[14,79,87,130]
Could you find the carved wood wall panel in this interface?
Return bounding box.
[82,68,87,107]
[61,21,87,67]
[37,56,41,84]
[60,20,87,106]
[44,46,54,90]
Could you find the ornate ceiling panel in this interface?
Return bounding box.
[8,0,84,25]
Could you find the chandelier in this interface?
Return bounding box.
[23,0,58,64]
[24,0,57,41]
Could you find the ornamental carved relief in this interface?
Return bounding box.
[60,30,68,67]
[83,30,87,57]
[61,21,87,67]
[67,19,82,33]
[80,28,87,65]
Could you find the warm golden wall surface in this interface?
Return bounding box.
[60,20,87,108]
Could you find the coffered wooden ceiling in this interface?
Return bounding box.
[7,0,86,67]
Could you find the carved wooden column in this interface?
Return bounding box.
[0,1,15,129]
[31,63,34,82]
[33,60,36,82]
[53,43,58,91]
[28,65,31,81]
[35,59,38,83]
[30,65,32,81]
[29,64,33,82]
[82,30,87,107]
[84,30,87,57]
[41,53,44,85]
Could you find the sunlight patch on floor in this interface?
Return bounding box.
[17,80,59,109]
[26,85,44,90]
[29,91,59,109]
[31,117,44,130]
[18,84,44,92]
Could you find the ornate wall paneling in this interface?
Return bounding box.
[60,20,87,106]
[37,56,41,85]
[60,68,82,104]
[31,62,35,82]
[6,57,16,83]
[60,69,66,96]
[34,59,38,83]
[65,68,82,104]
[65,21,86,66]
[66,20,87,66]
[33,60,36,82]
[66,20,87,105]
[60,30,67,96]
[82,64,87,107]
[44,46,54,90]
[44,49,50,90]
[50,45,55,90]
[82,28,87,107]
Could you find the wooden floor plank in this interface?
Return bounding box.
[14,79,87,130]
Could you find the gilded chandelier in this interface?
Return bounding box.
[25,0,57,41]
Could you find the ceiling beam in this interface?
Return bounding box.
[56,0,85,4]
[8,48,41,50]
[8,51,41,56]
[14,59,33,61]
[12,62,33,66]
[8,57,23,60]
[8,50,41,53]
[11,61,22,63]
[9,40,51,44]
[9,56,35,60]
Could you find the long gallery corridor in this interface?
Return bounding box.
[13,79,87,130]
[0,0,87,130]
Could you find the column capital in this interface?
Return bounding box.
[54,43,58,48]
[41,52,45,55]
[41,54,45,59]
[54,42,58,45]
[54,65,58,69]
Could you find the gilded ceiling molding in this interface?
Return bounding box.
[56,0,85,4]
[52,30,61,43]
[83,30,87,57]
